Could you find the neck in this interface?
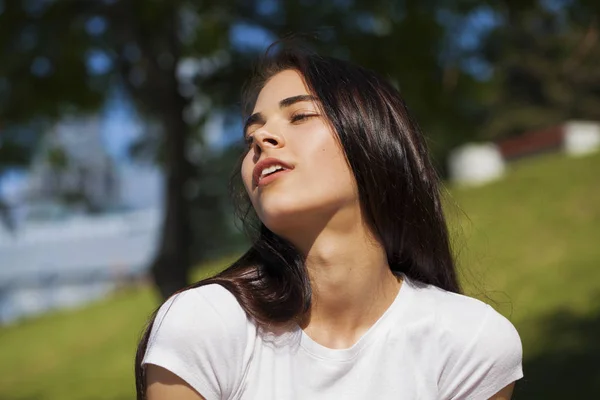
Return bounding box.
[286,206,402,348]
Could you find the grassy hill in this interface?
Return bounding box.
[0,151,598,399]
[450,151,600,398]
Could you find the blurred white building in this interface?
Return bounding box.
[0,114,164,324]
[26,116,119,212]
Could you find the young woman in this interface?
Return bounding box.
[135,45,523,400]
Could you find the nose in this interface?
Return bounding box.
[252,126,285,153]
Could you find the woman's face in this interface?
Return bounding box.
[241,69,358,235]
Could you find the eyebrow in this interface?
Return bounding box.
[243,94,318,136]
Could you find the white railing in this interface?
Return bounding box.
[0,207,162,324]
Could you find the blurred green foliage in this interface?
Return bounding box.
[1,2,599,397]
[0,0,599,295]
[1,152,598,399]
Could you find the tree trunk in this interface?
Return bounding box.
[105,1,198,299]
[150,95,191,300]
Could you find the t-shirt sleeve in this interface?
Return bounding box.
[141,284,252,400]
[438,304,524,400]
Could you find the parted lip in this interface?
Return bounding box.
[253,157,294,186]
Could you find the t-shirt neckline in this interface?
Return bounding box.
[297,274,413,362]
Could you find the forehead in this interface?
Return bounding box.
[253,69,310,113]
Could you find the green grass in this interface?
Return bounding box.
[0,151,599,399]
[449,152,600,397]
[0,262,228,400]
[451,152,600,333]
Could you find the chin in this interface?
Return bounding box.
[257,199,339,237]
[257,201,306,231]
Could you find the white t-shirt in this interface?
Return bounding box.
[142,276,523,400]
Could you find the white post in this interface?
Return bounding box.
[564,121,600,157]
[448,143,505,186]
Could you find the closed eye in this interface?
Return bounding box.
[291,113,319,123]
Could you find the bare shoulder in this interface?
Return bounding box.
[489,382,515,400]
[146,364,207,400]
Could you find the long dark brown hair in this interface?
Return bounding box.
[135,43,460,399]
